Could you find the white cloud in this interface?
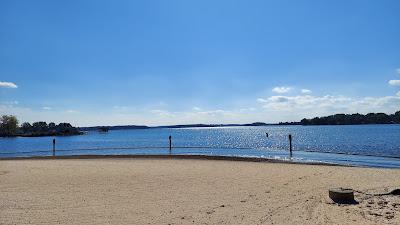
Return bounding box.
[272,86,292,94]
[257,98,267,103]
[42,107,52,110]
[257,94,400,116]
[388,80,400,86]
[0,81,18,88]
[301,89,312,94]
[192,106,201,111]
[194,109,230,116]
[66,110,78,113]
[258,95,350,111]
[396,68,400,75]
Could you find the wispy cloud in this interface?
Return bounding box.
[0,100,18,105]
[272,86,292,94]
[388,80,400,86]
[148,108,252,125]
[301,89,312,94]
[3,77,399,126]
[0,81,18,88]
[112,105,130,113]
[150,109,175,117]
[239,107,256,112]
[396,68,400,75]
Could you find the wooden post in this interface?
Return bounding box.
[52,138,56,157]
[169,135,172,155]
[288,134,292,158]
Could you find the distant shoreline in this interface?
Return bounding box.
[2,111,398,136]
[79,111,400,131]
[79,122,273,131]
[78,122,400,132]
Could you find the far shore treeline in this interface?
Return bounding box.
[299,111,400,125]
[0,115,82,137]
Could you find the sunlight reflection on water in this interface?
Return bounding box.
[1,125,399,168]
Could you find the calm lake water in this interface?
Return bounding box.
[1,125,400,168]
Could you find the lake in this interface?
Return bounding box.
[1,125,399,168]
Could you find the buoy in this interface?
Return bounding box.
[329,188,356,204]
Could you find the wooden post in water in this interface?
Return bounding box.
[52,138,56,157]
[288,134,292,158]
[169,135,172,155]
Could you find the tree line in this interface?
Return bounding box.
[0,115,82,137]
[300,111,400,125]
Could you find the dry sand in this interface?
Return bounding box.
[1,158,399,225]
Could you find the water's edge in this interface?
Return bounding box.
[0,154,348,167]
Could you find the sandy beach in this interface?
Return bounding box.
[1,157,399,225]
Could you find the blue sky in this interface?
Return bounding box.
[1,0,400,126]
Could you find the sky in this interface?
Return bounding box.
[1,0,400,126]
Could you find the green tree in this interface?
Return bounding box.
[392,111,400,123]
[32,122,48,133]
[0,115,19,136]
[21,122,33,133]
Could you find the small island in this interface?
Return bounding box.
[0,115,82,137]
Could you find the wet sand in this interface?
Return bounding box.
[1,157,399,224]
